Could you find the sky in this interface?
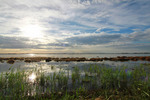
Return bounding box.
[0,0,150,53]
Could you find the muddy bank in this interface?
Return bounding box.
[0,56,150,64]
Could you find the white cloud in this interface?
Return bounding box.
[0,0,150,53]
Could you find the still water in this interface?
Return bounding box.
[0,53,150,58]
[0,53,150,74]
[0,53,150,93]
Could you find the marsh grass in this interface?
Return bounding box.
[0,64,150,99]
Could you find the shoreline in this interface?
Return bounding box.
[0,56,150,64]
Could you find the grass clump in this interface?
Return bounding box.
[0,65,150,99]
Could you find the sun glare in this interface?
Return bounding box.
[28,54,35,57]
[21,24,44,39]
[29,73,36,82]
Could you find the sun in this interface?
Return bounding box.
[21,24,44,39]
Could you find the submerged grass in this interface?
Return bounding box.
[0,64,150,100]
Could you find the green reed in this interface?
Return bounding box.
[0,64,150,100]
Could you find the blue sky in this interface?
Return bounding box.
[0,0,150,53]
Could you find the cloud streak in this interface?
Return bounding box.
[0,0,150,53]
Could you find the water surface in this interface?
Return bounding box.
[1,53,150,58]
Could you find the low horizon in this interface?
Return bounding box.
[1,52,150,54]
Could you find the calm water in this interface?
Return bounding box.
[0,53,150,58]
[1,54,150,94]
[0,53,150,74]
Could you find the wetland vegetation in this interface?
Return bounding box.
[0,56,150,64]
[0,64,150,100]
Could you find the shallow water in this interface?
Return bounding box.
[0,57,150,95]
[0,53,150,79]
[0,60,149,74]
[0,53,150,58]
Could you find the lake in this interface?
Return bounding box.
[0,53,150,74]
[1,53,150,58]
[0,53,150,99]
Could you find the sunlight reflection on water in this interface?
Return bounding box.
[29,73,36,82]
[28,54,35,57]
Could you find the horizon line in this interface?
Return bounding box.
[0,52,150,54]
